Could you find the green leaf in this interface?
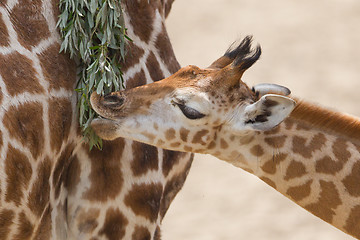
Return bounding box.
[87,11,94,29]
[58,0,131,150]
[88,72,96,91]
[96,80,104,95]
[90,0,97,14]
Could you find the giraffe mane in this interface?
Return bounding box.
[290,98,360,143]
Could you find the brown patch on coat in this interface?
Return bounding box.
[13,212,34,240]
[146,52,165,81]
[342,161,360,197]
[192,130,209,145]
[207,141,216,150]
[250,144,264,157]
[155,24,181,73]
[180,127,190,142]
[157,139,165,146]
[160,156,193,218]
[154,226,161,240]
[132,226,151,240]
[170,142,181,148]
[98,208,128,240]
[165,128,176,141]
[260,177,276,189]
[121,41,145,74]
[286,180,313,201]
[292,133,326,158]
[77,208,100,234]
[124,183,163,222]
[314,138,351,174]
[0,130,3,149]
[162,150,188,177]
[131,142,159,176]
[38,43,76,90]
[220,138,229,149]
[305,180,341,223]
[48,98,73,152]
[51,0,60,23]
[126,69,147,89]
[264,126,281,135]
[264,135,287,148]
[0,87,2,105]
[3,102,44,159]
[32,205,51,240]
[184,146,193,152]
[124,0,156,43]
[163,0,175,18]
[239,135,254,145]
[0,52,44,96]
[344,205,360,239]
[284,119,294,130]
[296,122,310,131]
[5,146,33,205]
[84,139,125,201]
[64,155,81,195]
[260,153,287,174]
[143,132,156,141]
[284,160,307,180]
[316,139,350,174]
[52,144,74,199]
[11,0,50,49]
[0,209,15,239]
[28,157,51,217]
[333,138,351,161]
[0,13,9,46]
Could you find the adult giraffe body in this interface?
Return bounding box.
[0,0,193,239]
[91,38,360,239]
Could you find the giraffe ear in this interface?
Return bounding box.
[233,94,296,132]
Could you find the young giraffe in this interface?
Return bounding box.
[91,37,360,239]
[0,0,192,239]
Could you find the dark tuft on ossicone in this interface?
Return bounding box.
[225,36,262,71]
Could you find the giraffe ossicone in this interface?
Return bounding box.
[91,37,360,239]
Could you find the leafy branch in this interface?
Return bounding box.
[57,0,130,149]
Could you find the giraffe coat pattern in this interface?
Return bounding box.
[0,0,193,239]
[91,38,360,240]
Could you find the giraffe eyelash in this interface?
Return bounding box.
[171,100,206,120]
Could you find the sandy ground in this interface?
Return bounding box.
[162,0,360,239]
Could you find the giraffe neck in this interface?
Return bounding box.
[65,1,193,239]
[219,100,360,239]
[0,0,193,239]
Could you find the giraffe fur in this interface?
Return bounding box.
[0,0,193,239]
[91,37,360,239]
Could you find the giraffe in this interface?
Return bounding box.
[0,0,193,239]
[91,37,360,239]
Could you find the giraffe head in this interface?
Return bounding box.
[90,37,295,155]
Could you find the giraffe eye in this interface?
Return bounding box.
[176,103,205,120]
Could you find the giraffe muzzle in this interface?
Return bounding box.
[90,91,126,119]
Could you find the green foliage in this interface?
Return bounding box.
[57,0,130,150]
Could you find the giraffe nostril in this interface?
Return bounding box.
[103,94,125,107]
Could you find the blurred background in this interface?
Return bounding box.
[162,0,360,239]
